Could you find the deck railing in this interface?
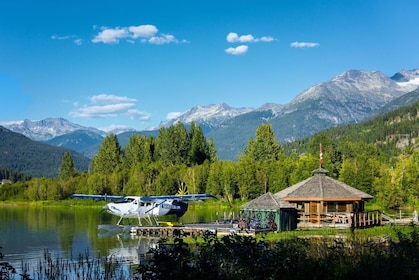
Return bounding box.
[297,210,382,228]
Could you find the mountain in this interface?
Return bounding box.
[391,69,419,91]
[44,129,104,158]
[2,118,105,141]
[283,100,419,157]
[369,87,419,118]
[207,69,417,159]
[159,103,254,128]
[2,68,419,162]
[0,126,90,178]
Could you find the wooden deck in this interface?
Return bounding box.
[130,223,260,238]
[297,210,383,229]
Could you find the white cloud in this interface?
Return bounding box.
[91,24,183,45]
[226,32,275,43]
[74,39,83,45]
[91,27,129,44]
[129,25,158,38]
[90,94,137,104]
[148,34,178,45]
[225,45,249,55]
[51,34,83,45]
[70,94,150,121]
[167,112,183,120]
[290,41,319,48]
[51,35,73,40]
[54,24,185,46]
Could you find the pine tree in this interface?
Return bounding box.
[90,134,123,174]
[188,122,210,165]
[59,151,77,180]
[243,123,282,162]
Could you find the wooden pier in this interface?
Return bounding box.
[130,223,258,238]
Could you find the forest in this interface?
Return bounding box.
[1,101,419,210]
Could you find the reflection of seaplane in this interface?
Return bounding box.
[107,234,158,265]
[71,193,216,226]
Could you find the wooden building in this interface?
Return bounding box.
[240,167,380,230]
[275,167,379,227]
[240,192,298,231]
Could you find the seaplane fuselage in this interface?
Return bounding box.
[104,196,186,224]
[71,193,215,226]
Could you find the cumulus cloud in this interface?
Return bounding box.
[91,27,129,44]
[226,32,275,43]
[91,24,183,45]
[70,94,150,121]
[225,45,249,56]
[290,41,319,48]
[129,25,158,38]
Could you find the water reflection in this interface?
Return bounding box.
[106,233,158,264]
[0,205,236,273]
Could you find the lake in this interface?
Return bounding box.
[0,204,236,277]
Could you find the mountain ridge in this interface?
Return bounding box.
[1,68,419,161]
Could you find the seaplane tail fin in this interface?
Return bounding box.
[71,194,125,201]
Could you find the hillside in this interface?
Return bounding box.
[0,126,90,178]
[283,100,419,156]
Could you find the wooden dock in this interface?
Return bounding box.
[130,223,258,238]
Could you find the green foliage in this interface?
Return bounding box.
[243,123,283,162]
[2,108,419,210]
[137,226,419,279]
[90,133,123,174]
[0,181,27,200]
[59,151,78,180]
[0,167,31,182]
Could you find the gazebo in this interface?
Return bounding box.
[240,192,298,231]
[275,168,378,227]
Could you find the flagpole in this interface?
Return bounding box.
[319,143,323,168]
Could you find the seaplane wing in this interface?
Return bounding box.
[71,193,216,226]
[70,194,125,201]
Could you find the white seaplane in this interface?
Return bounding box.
[71,193,216,226]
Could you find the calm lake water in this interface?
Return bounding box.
[0,204,235,276]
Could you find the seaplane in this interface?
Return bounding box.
[71,193,216,226]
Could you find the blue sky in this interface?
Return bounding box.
[1,0,418,131]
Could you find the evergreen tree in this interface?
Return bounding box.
[243,123,282,162]
[90,134,123,174]
[156,123,190,166]
[124,134,154,168]
[188,122,210,165]
[59,151,77,180]
[207,138,218,163]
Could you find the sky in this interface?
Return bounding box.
[1,0,419,132]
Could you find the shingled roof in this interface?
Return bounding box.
[275,168,373,201]
[241,192,295,209]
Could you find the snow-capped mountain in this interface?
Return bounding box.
[0,118,106,141]
[206,69,419,159]
[290,70,404,106]
[159,103,254,128]
[391,69,419,92]
[1,68,419,161]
